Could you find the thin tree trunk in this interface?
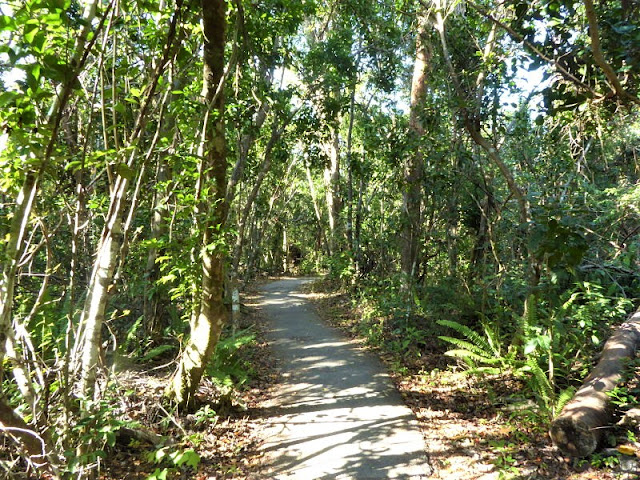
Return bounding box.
[0,0,102,380]
[306,163,331,257]
[144,77,178,338]
[435,7,541,334]
[346,82,356,254]
[76,2,183,398]
[583,0,640,105]
[324,125,341,254]
[170,0,228,409]
[402,14,430,285]
[144,156,172,338]
[354,173,366,276]
[435,10,529,227]
[229,122,283,331]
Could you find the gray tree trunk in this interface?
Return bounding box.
[401,14,430,285]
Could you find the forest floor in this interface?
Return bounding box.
[98,301,277,479]
[96,276,640,479]
[300,278,640,480]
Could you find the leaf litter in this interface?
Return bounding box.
[96,278,640,479]
[301,279,640,480]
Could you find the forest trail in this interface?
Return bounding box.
[255,277,432,479]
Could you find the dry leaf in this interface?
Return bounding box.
[617,444,636,456]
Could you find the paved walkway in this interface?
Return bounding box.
[257,277,432,479]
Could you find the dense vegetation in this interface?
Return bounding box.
[1,0,640,477]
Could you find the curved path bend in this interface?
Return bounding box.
[257,277,432,479]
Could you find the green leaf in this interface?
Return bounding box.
[24,23,38,44]
[0,15,15,31]
[146,468,169,480]
[0,91,17,107]
[170,449,200,468]
[140,345,175,362]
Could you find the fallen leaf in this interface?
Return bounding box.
[618,444,636,456]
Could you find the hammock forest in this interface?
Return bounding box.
[1,0,640,478]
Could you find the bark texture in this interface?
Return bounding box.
[402,14,430,283]
[324,126,342,254]
[77,2,182,398]
[170,0,228,409]
[550,312,640,457]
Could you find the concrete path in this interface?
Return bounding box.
[257,277,432,479]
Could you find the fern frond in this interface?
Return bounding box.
[443,349,501,365]
[522,294,538,339]
[480,321,502,357]
[524,356,554,410]
[553,386,576,418]
[438,335,495,359]
[437,320,494,356]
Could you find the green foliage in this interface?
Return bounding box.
[438,316,574,421]
[206,328,256,389]
[520,356,575,419]
[140,345,177,363]
[2,0,640,474]
[327,251,355,282]
[66,395,140,474]
[193,404,218,426]
[607,385,639,410]
[145,446,201,479]
[437,319,509,374]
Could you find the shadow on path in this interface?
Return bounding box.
[256,277,432,479]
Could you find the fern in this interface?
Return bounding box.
[438,336,499,360]
[553,386,576,418]
[438,320,499,355]
[442,348,502,365]
[524,356,554,411]
[523,294,538,337]
[437,319,506,372]
[520,356,575,419]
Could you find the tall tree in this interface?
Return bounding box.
[76,1,183,398]
[401,12,431,286]
[170,0,228,408]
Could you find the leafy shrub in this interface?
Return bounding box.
[206,328,256,389]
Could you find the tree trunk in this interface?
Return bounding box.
[346,83,356,255]
[0,0,101,381]
[402,14,430,285]
[229,121,288,329]
[170,0,227,409]
[0,395,56,477]
[354,174,366,276]
[306,163,331,257]
[78,191,126,396]
[76,3,182,399]
[324,125,341,254]
[231,121,287,274]
[550,312,640,457]
[144,153,172,338]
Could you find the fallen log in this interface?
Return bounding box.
[116,426,166,447]
[550,311,640,457]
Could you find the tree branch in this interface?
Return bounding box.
[466,0,601,99]
[583,0,640,105]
